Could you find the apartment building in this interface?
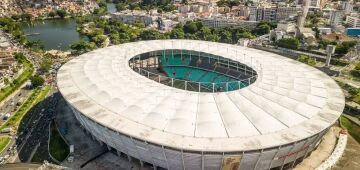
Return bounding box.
[329,10,344,26]
[244,6,298,22]
[200,17,259,29]
[346,16,360,28]
[111,11,155,26]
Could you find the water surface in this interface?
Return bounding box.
[21,19,87,51]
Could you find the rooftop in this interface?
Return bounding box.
[57,40,344,152]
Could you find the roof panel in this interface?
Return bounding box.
[57,40,344,152]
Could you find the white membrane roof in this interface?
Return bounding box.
[57,40,344,152]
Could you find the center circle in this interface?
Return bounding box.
[129,49,257,92]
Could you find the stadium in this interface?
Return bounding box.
[57,40,345,170]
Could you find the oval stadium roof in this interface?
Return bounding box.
[57,40,345,152]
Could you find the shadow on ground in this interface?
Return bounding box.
[15,92,59,163]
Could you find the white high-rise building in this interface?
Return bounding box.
[346,16,360,28]
[341,1,353,14]
[329,10,344,26]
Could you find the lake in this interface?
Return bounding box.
[21,19,87,51]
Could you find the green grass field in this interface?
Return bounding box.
[340,116,360,143]
[0,136,10,153]
[49,122,69,162]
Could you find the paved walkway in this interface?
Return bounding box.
[294,127,339,170]
[332,134,360,170]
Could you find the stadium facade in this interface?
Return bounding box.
[57,40,344,170]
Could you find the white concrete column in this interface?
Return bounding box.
[325,45,336,66]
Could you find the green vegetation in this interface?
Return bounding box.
[30,75,45,88]
[306,12,321,27]
[49,122,69,162]
[318,40,337,49]
[56,10,67,18]
[318,40,357,55]
[0,17,28,44]
[25,40,44,51]
[0,53,34,102]
[340,116,360,143]
[48,11,56,18]
[39,53,53,74]
[73,18,257,53]
[276,38,300,50]
[351,62,360,79]
[70,41,96,55]
[330,58,350,67]
[11,13,33,21]
[297,54,316,66]
[0,136,10,153]
[0,86,51,131]
[336,81,360,105]
[335,41,357,55]
[217,0,240,7]
[252,21,276,36]
[114,0,176,12]
[94,1,108,15]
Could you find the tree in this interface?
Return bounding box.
[92,34,107,47]
[48,11,56,18]
[39,53,53,73]
[11,15,21,21]
[116,3,127,11]
[196,26,213,41]
[297,55,316,66]
[217,0,240,7]
[25,40,44,50]
[335,41,357,54]
[140,29,164,40]
[30,75,45,88]
[313,27,320,39]
[276,38,300,50]
[70,41,96,55]
[253,24,270,35]
[56,10,67,18]
[109,32,121,44]
[218,29,232,43]
[318,40,336,49]
[170,28,185,39]
[183,21,199,34]
[133,21,145,28]
[21,13,33,20]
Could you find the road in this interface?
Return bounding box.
[0,88,31,126]
[10,91,58,163]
